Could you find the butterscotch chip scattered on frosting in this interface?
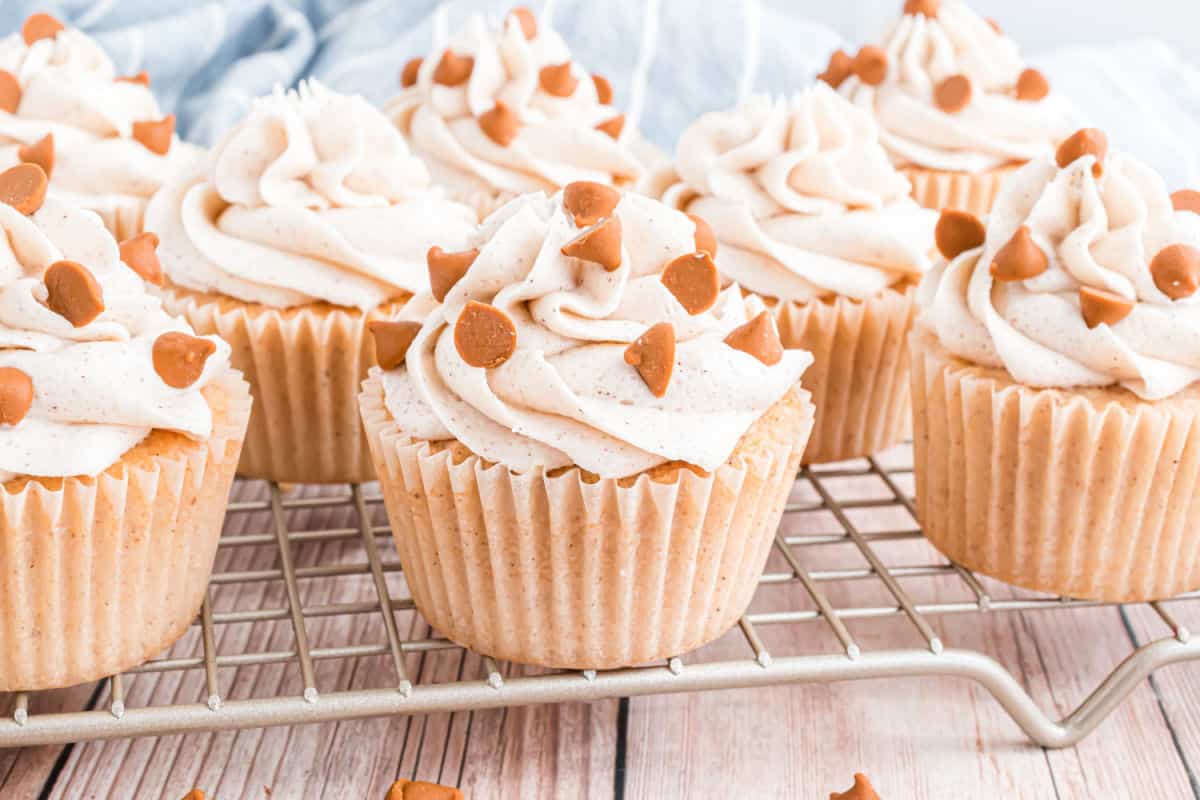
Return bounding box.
[0,162,48,215]
[44,260,105,327]
[625,322,676,397]
[990,226,1047,281]
[539,62,578,97]
[117,71,151,86]
[433,50,474,87]
[563,181,619,227]
[561,216,623,271]
[369,320,423,370]
[454,301,517,368]
[508,6,538,40]
[153,331,216,389]
[427,245,479,302]
[935,209,985,260]
[934,74,972,113]
[852,46,888,87]
[1171,189,1200,214]
[18,133,54,178]
[661,253,720,315]
[818,50,854,89]
[903,0,940,17]
[21,12,64,45]
[592,73,613,105]
[1056,128,1107,177]
[1150,243,1200,300]
[119,232,165,286]
[0,367,34,426]
[687,213,718,257]
[724,311,783,366]
[596,114,625,140]
[386,778,464,800]
[0,70,21,114]
[480,101,520,146]
[1016,68,1050,101]
[1080,286,1134,328]
[401,57,423,88]
[132,115,175,155]
[830,773,881,800]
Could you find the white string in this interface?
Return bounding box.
[626,0,661,135]
[432,2,450,52]
[736,0,762,104]
[541,0,557,29]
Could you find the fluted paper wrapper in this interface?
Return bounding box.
[771,284,916,464]
[0,368,251,690]
[360,373,814,669]
[911,329,1200,602]
[160,284,407,483]
[902,165,1020,216]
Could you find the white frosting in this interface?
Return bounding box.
[145,82,477,310]
[839,0,1074,173]
[0,196,232,481]
[644,85,936,302]
[385,11,643,201]
[919,150,1200,400]
[381,190,812,478]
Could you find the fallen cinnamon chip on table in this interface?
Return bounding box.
[935,209,986,260]
[153,332,216,389]
[18,133,53,178]
[852,45,889,86]
[1171,189,1200,214]
[596,114,625,140]
[180,790,205,800]
[369,320,423,370]
[687,213,718,257]
[538,62,578,97]
[119,232,164,286]
[0,366,34,426]
[454,301,517,368]
[830,773,881,800]
[903,0,940,17]
[44,260,105,327]
[0,162,48,215]
[400,57,423,88]
[132,114,175,155]
[563,181,620,227]
[432,50,474,86]
[508,6,538,40]
[116,71,151,87]
[724,311,783,366]
[1016,67,1049,101]
[0,70,21,114]
[1079,285,1134,329]
[592,73,613,105]
[1056,128,1107,177]
[22,12,64,45]
[386,778,464,800]
[817,49,853,89]
[1150,243,1200,300]
[661,252,720,315]
[990,226,1047,281]
[479,101,520,146]
[934,74,972,113]
[561,216,623,271]
[625,322,676,398]
[427,245,479,302]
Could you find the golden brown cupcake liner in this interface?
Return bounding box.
[360,372,814,669]
[902,164,1020,216]
[911,328,1200,602]
[770,284,916,464]
[160,284,407,484]
[0,367,251,691]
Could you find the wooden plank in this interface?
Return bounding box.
[0,683,98,799]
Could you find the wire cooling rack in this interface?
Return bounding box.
[2,443,1198,750]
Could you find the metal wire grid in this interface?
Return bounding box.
[2,446,1199,749]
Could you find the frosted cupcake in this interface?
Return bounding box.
[643,84,936,463]
[145,81,476,483]
[384,6,644,220]
[0,163,249,690]
[823,0,1073,215]
[0,12,195,240]
[359,185,815,668]
[914,128,1200,601]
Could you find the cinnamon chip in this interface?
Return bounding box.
[480,101,520,146]
[386,778,464,800]
[119,232,164,286]
[427,246,479,302]
[831,773,881,800]
[903,0,940,17]
[724,311,783,366]
[989,226,1048,281]
[18,133,53,178]
[180,791,205,800]
[433,50,474,86]
[935,209,985,260]
[817,49,853,89]
[852,46,888,87]
[561,216,623,271]
[1079,286,1134,329]
[116,71,150,87]
[687,213,718,257]
[1016,68,1049,101]
[662,252,720,315]
[624,322,676,398]
[153,332,216,389]
[1150,243,1200,300]
[934,74,972,113]
[0,162,47,215]
[0,70,21,114]
[132,114,175,155]
[508,6,538,40]
[454,301,517,368]
[22,12,63,45]
[986,17,1003,34]
[1056,128,1107,177]
[538,62,578,97]
[596,114,625,140]
[400,57,423,88]
[0,367,33,426]
[44,260,105,327]
[1171,189,1200,214]
[592,73,613,105]
[368,320,423,370]
[563,181,619,227]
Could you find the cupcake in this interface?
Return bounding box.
[384,6,644,220]
[913,128,1200,601]
[359,185,815,668]
[821,0,1073,216]
[643,85,936,463]
[0,163,250,690]
[145,81,476,483]
[0,12,197,240]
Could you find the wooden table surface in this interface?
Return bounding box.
[2,450,1199,800]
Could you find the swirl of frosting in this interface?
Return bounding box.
[832,0,1074,173]
[0,188,232,481]
[643,85,936,302]
[379,187,812,478]
[145,81,477,309]
[384,8,643,201]
[919,134,1200,400]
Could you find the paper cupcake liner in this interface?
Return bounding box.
[770,284,916,464]
[161,284,408,484]
[902,165,1020,216]
[911,329,1200,602]
[0,368,251,691]
[360,372,814,669]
